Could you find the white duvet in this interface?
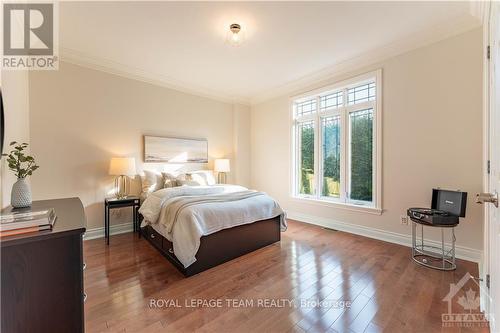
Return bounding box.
[139,185,286,268]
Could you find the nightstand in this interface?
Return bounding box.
[104,196,140,245]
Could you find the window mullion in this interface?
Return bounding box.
[346,101,375,113]
[340,88,348,203]
[296,122,301,197]
[295,114,315,122]
[372,101,378,208]
[314,96,321,198]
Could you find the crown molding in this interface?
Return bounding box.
[250,14,482,105]
[60,48,251,106]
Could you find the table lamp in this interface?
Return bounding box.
[109,157,136,198]
[214,159,230,184]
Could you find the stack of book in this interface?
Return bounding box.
[0,208,57,237]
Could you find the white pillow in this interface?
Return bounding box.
[141,170,164,196]
[176,173,190,182]
[191,170,216,186]
[178,179,202,186]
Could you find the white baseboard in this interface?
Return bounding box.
[83,221,134,241]
[287,211,483,263]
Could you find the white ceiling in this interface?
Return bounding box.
[60,1,481,104]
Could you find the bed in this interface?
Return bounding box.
[138,184,286,276]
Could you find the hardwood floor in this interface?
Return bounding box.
[84,220,488,333]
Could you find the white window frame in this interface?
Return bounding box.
[290,70,382,215]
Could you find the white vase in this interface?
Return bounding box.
[11,178,32,208]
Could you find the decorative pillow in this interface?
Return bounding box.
[141,170,164,196]
[161,172,178,188]
[176,173,200,186]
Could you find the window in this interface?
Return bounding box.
[298,120,315,195]
[292,70,382,212]
[349,108,373,202]
[296,99,317,117]
[320,91,343,110]
[347,82,375,105]
[321,115,341,198]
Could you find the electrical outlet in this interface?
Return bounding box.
[400,215,409,225]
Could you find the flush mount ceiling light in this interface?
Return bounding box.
[226,23,245,46]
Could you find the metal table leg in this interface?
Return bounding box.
[411,221,457,271]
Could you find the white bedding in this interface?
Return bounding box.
[139,185,286,268]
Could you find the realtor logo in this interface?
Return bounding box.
[442,272,491,328]
[2,2,58,69]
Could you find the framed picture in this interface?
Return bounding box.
[144,135,208,163]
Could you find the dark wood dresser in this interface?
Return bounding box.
[1,197,87,333]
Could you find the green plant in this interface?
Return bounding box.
[2,141,39,179]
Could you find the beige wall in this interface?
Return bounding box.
[29,62,248,229]
[1,71,30,208]
[233,103,251,188]
[251,28,484,252]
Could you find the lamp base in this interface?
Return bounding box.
[217,172,227,184]
[114,175,130,198]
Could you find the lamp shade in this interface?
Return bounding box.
[214,159,230,173]
[109,157,136,176]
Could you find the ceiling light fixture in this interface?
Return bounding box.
[226,23,244,46]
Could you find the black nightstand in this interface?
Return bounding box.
[104,196,140,245]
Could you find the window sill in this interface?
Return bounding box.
[290,196,383,215]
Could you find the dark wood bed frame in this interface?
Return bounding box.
[141,216,281,276]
